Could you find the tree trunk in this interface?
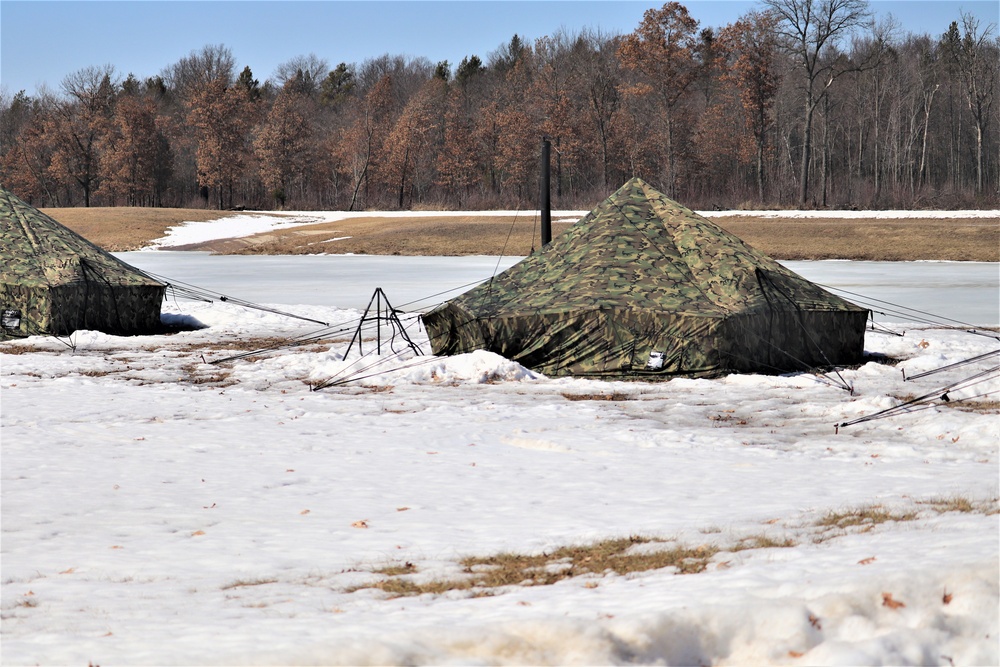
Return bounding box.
[821,96,829,208]
[918,85,937,187]
[799,97,814,205]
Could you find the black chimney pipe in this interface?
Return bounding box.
[540,136,552,247]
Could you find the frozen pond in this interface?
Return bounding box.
[117,252,1000,327]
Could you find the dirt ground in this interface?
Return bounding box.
[43,207,999,262]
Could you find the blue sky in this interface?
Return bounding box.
[1,0,996,97]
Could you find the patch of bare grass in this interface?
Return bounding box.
[371,562,417,577]
[348,535,720,599]
[732,534,797,551]
[948,399,1000,414]
[148,336,307,354]
[816,504,919,531]
[346,496,995,601]
[918,495,1000,515]
[561,392,635,401]
[220,577,278,590]
[0,343,50,355]
[76,369,119,378]
[892,392,1000,414]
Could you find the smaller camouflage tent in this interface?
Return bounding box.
[423,178,868,378]
[1,188,166,340]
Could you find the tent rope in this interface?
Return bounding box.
[837,364,1000,428]
[902,348,1000,381]
[139,269,331,326]
[816,283,999,340]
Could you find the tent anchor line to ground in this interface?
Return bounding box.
[902,349,1000,381]
[142,270,332,327]
[836,363,1000,432]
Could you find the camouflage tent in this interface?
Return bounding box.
[423,178,868,378]
[0,188,166,340]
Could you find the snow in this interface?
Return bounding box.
[2,211,998,665]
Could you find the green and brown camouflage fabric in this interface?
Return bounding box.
[423,177,868,378]
[0,188,165,340]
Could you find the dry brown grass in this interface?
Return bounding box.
[893,392,1000,414]
[191,215,571,257]
[918,495,1000,515]
[220,577,278,590]
[712,215,999,262]
[43,208,999,261]
[348,535,721,598]
[0,343,50,355]
[41,207,242,252]
[560,392,636,401]
[815,504,919,530]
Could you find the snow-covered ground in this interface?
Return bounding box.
[2,212,998,666]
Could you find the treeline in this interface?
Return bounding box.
[1,0,997,211]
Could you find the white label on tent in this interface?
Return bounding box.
[646,350,665,370]
[1,309,20,330]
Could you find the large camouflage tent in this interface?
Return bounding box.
[0,188,166,340]
[423,178,868,378]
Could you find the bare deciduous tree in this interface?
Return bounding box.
[764,0,871,204]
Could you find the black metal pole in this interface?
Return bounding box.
[540,137,552,247]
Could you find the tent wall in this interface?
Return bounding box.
[425,303,869,380]
[49,283,166,336]
[716,309,868,374]
[1,281,165,340]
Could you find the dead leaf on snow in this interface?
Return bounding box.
[352,520,369,529]
[858,556,876,565]
[882,592,905,609]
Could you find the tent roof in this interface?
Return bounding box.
[0,188,163,288]
[442,178,863,317]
